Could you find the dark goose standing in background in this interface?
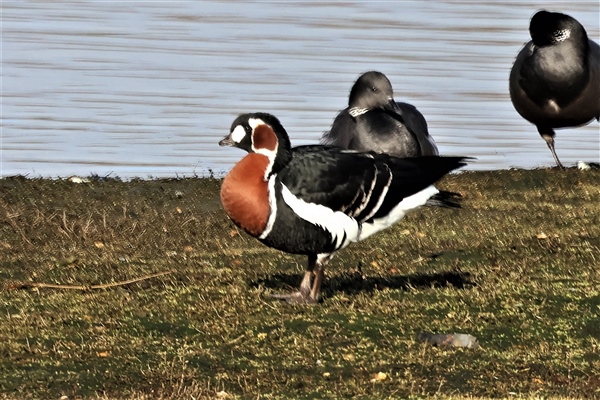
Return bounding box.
[321,71,439,157]
[509,10,600,169]
[220,112,468,304]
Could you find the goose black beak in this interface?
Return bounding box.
[219,135,235,147]
[383,98,401,113]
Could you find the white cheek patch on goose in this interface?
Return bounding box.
[230,125,246,143]
[280,183,360,249]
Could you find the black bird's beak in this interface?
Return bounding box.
[383,98,400,113]
[219,134,235,147]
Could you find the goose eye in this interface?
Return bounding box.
[371,86,378,92]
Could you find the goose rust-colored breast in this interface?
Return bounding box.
[220,153,271,237]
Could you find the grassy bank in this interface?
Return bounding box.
[1,169,599,399]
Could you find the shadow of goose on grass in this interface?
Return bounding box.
[251,268,475,301]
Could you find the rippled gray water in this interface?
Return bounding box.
[2,1,599,178]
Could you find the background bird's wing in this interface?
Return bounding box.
[394,102,439,156]
[320,109,356,147]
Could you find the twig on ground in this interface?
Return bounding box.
[5,212,33,246]
[5,270,174,291]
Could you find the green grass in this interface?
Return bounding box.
[0,169,599,399]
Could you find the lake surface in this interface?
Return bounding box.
[2,1,599,178]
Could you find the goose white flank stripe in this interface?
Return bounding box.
[322,71,439,158]
[280,183,359,249]
[359,185,438,241]
[509,10,599,169]
[220,112,470,304]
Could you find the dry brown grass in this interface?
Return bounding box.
[1,169,599,399]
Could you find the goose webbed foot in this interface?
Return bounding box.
[270,254,329,305]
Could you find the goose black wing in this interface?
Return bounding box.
[278,149,467,222]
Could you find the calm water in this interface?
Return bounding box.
[2,1,599,178]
